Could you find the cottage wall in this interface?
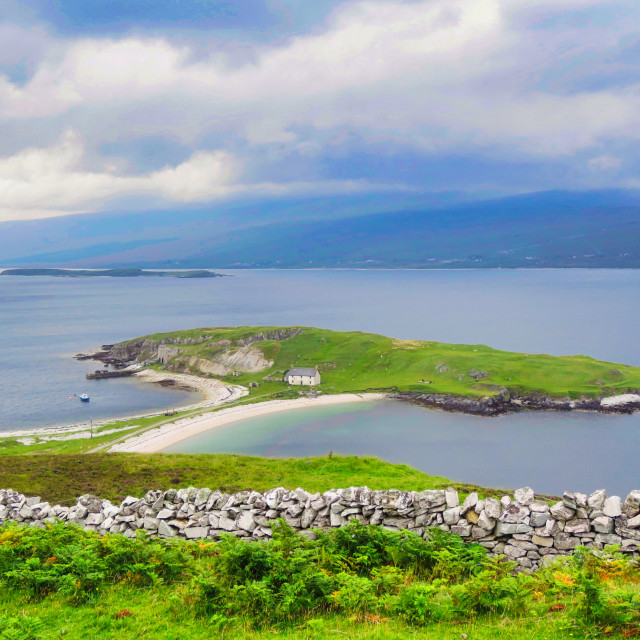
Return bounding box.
[2,486,638,571]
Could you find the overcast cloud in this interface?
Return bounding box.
[0,0,638,221]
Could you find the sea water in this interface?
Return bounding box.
[163,400,640,496]
[2,269,640,477]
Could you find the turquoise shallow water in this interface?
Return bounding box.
[2,268,640,434]
[163,399,640,496]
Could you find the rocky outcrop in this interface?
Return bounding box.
[97,328,305,370]
[234,327,304,347]
[3,485,640,572]
[392,391,640,416]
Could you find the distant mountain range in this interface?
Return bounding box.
[3,189,640,269]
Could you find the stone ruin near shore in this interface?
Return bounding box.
[2,485,640,571]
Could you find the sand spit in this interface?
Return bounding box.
[109,393,387,453]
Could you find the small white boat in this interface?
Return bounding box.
[79,394,90,402]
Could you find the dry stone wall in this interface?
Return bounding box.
[2,486,640,571]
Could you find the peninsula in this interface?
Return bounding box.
[98,325,640,417]
[0,268,227,278]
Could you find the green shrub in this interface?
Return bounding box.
[395,583,440,625]
[329,573,377,615]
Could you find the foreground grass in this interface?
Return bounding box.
[136,325,640,399]
[1,522,639,640]
[0,453,489,505]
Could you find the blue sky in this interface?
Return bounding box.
[0,0,639,222]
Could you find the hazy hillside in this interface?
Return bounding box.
[3,190,640,268]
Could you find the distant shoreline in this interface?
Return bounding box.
[0,268,228,279]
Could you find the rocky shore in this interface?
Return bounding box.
[391,390,640,416]
[3,484,640,572]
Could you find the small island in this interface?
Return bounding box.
[1,268,227,278]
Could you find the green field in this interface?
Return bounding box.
[136,325,640,399]
[0,453,520,506]
[1,520,639,640]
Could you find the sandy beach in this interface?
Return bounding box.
[133,369,248,409]
[109,393,387,453]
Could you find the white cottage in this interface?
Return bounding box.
[284,367,321,386]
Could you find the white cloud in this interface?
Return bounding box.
[0,131,241,221]
[0,0,639,218]
[5,0,633,153]
[0,130,402,221]
[588,154,622,171]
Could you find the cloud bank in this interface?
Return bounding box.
[0,0,638,220]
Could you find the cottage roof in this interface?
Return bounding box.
[286,367,318,377]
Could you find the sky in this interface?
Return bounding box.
[1,0,639,222]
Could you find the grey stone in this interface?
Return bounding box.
[616,527,640,541]
[564,518,590,535]
[554,534,580,550]
[18,505,33,519]
[603,496,622,518]
[532,534,554,548]
[514,487,534,506]
[85,513,104,526]
[530,501,549,513]
[237,512,257,532]
[158,520,176,537]
[299,530,318,541]
[588,489,607,511]
[445,488,459,508]
[443,507,461,525]
[530,511,550,528]
[595,533,622,546]
[301,508,317,529]
[477,511,495,530]
[460,492,478,516]
[484,498,502,519]
[415,490,446,510]
[495,522,532,536]
[500,503,530,524]
[511,540,538,551]
[184,527,209,539]
[562,492,577,510]
[194,488,212,507]
[503,544,526,558]
[623,490,640,517]
[219,515,237,531]
[451,524,472,537]
[592,516,614,534]
[626,514,640,529]
[550,502,575,521]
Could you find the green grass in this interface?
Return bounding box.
[0,453,515,505]
[1,522,639,639]
[133,325,640,400]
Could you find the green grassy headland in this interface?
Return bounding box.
[137,325,640,399]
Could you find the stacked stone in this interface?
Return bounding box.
[2,486,640,571]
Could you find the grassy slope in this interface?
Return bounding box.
[0,454,470,505]
[143,325,640,399]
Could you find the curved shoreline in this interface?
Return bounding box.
[0,370,247,442]
[108,393,387,453]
